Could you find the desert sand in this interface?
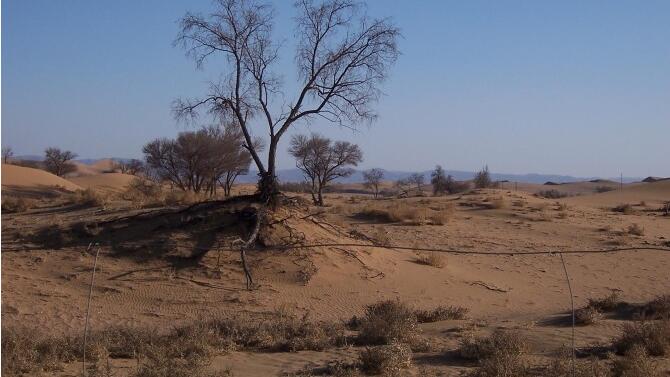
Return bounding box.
[1,170,669,376]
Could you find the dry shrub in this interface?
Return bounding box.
[614,320,670,356]
[372,226,391,246]
[1,327,79,376]
[612,344,660,377]
[123,178,164,208]
[556,211,568,219]
[71,188,109,208]
[537,189,568,199]
[357,300,419,345]
[487,197,506,209]
[1,197,36,213]
[164,190,209,206]
[588,291,621,312]
[428,209,451,225]
[414,306,468,323]
[459,329,527,361]
[359,343,411,376]
[626,223,644,236]
[613,204,634,214]
[461,330,529,377]
[387,203,427,224]
[640,295,670,319]
[575,306,603,325]
[414,252,445,268]
[544,347,610,377]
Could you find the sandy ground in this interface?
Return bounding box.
[1,167,669,376]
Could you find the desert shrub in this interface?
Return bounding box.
[414,252,445,268]
[1,197,36,213]
[357,300,419,345]
[414,306,468,323]
[626,223,644,236]
[133,336,214,377]
[372,226,391,246]
[556,202,568,211]
[123,178,164,208]
[640,295,670,319]
[613,204,634,214]
[588,291,621,312]
[277,181,311,193]
[459,329,527,361]
[595,185,616,193]
[487,197,506,209]
[71,188,109,208]
[537,190,568,199]
[473,166,492,189]
[612,344,659,377]
[427,209,450,225]
[575,306,603,325]
[462,330,529,377]
[614,320,670,356]
[1,327,79,376]
[359,343,412,376]
[387,203,427,224]
[544,347,611,377]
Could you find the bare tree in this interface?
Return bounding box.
[289,133,362,206]
[408,173,425,194]
[363,168,384,199]
[143,124,253,195]
[173,0,399,202]
[2,147,13,164]
[44,147,78,176]
[431,165,448,195]
[474,165,492,189]
[394,177,411,197]
[116,159,144,175]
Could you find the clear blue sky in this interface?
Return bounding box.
[3,0,669,177]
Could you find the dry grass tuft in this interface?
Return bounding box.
[357,300,419,346]
[123,178,164,208]
[588,291,621,312]
[1,197,37,213]
[427,209,451,225]
[70,188,109,208]
[612,344,660,377]
[461,330,530,377]
[626,223,644,236]
[414,306,468,323]
[614,319,670,356]
[359,343,412,376]
[640,295,670,320]
[575,306,603,325]
[485,196,506,209]
[414,252,445,268]
[613,203,634,215]
[1,327,80,376]
[372,226,391,247]
[544,347,611,377]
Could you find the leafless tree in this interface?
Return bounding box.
[474,165,492,189]
[289,133,362,205]
[173,0,399,202]
[143,124,253,194]
[363,168,384,199]
[431,165,448,195]
[217,125,257,197]
[2,147,13,164]
[408,173,425,194]
[394,177,411,197]
[44,147,78,176]
[116,159,144,175]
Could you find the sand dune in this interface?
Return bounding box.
[1,163,81,192]
[68,172,135,193]
[565,180,670,207]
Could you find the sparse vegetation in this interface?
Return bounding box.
[363,169,385,199]
[613,203,634,214]
[70,188,109,208]
[595,185,616,193]
[414,252,445,268]
[612,344,660,377]
[460,330,529,377]
[473,165,492,189]
[44,147,77,176]
[414,306,468,322]
[613,319,670,356]
[588,291,621,312]
[356,300,419,345]
[537,189,569,199]
[575,305,603,325]
[1,197,36,213]
[359,343,412,376]
[640,294,670,319]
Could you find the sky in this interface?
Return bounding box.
[2,0,669,178]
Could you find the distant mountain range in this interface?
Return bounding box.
[13,155,643,184]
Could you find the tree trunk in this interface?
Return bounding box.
[317,188,324,206]
[259,140,280,203]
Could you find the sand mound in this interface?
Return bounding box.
[68,173,136,193]
[566,180,670,207]
[1,164,82,196]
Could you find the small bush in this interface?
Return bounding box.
[595,185,616,193]
[612,344,660,377]
[427,209,450,225]
[459,329,527,361]
[575,306,603,325]
[387,203,427,224]
[359,343,412,376]
[1,327,79,376]
[1,197,36,213]
[414,306,468,323]
[544,347,611,377]
[640,295,670,319]
[372,226,391,246]
[614,320,670,356]
[613,204,634,214]
[627,223,644,236]
[537,190,568,199]
[487,197,506,209]
[71,188,109,208]
[357,300,419,345]
[123,178,164,208]
[588,291,621,312]
[414,252,445,268]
